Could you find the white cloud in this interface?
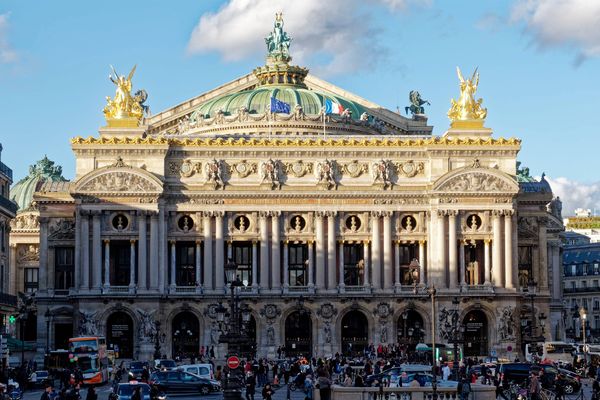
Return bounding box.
[0,13,17,63]
[187,0,428,76]
[545,176,600,216]
[511,0,600,65]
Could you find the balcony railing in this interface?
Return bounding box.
[564,287,600,293]
[0,161,12,181]
[0,292,17,307]
[344,285,370,293]
[0,196,17,214]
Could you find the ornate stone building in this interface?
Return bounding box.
[31,16,564,361]
[0,144,18,332]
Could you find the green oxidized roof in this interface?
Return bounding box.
[10,156,67,212]
[191,85,368,120]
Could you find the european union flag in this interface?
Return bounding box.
[270,97,291,114]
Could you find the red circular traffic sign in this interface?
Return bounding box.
[227,356,240,369]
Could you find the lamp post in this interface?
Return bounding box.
[580,307,587,364]
[216,258,252,400]
[521,279,537,358]
[414,283,438,400]
[451,297,461,380]
[402,311,408,340]
[153,320,165,360]
[44,309,51,354]
[19,312,27,366]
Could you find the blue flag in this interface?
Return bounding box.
[270,97,291,114]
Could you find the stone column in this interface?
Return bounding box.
[283,241,289,288]
[170,241,176,287]
[363,240,370,287]
[418,240,426,285]
[74,210,81,291]
[138,213,147,291]
[8,244,17,295]
[436,210,446,288]
[103,239,110,288]
[504,210,514,289]
[203,212,213,291]
[459,240,466,286]
[552,245,561,300]
[539,217,548,290]
[81,212,90,290]
[448,211,458,289]
[492,211,503,287]
[158,209,166,292]
[271,212,281,290]
[259,212,270,290]
[150,212,159,290]
[394,241,401,289]
[338,240,345,289]
[129,240,136,288]
[308,240,314,288]
[92,212,102,291]
[195,241,202,287]
[383,212,393,290]
[371,212,382,290]
[251,240,258,288]
[315,213,325,290]
[484,239,491,285]
[215,212,225,292]
[327,212,337,290]
[39,217,49,291]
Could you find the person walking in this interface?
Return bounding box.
[261,383,273,400]
[85,386,97,400]
[245,372,256,400]
[458,375,472,400]
[40,384,53,400]
[529,371,541,400]
[316,368,331,400]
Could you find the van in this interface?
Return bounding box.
[178,364,214,380]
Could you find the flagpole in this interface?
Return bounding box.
[323,94,326,137]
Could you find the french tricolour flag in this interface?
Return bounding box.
[325,99,344,114]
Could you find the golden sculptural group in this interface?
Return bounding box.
[447,67,488,127]
[103,65,146,127]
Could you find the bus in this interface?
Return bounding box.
[45,350,70,372]
[68,337,109,385]
[525,341,576,364]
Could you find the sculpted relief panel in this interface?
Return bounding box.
[79,171,160,193]
[436,170,517,193]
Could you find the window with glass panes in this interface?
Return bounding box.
[55,247,74,289]
[518,246,533,287]
[398,244,418,284]
[232,242,252,285]
[176,242,196,286]
[24,267,38,293]
[288,243,307,286]
[343,243,364,286]
[110,241,131,286]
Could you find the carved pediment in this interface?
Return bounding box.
[74,161,163,194]
[433,168,518,194]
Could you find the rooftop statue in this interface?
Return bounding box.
[103,65,148,126]
[405,90,430,116]
[447,67,487,123]
[265,12,292,63]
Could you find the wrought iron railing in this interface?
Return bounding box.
[0,161,12,181]
[0,196,17,214]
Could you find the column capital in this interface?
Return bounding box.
[338,239,345,244]
[195,240,202,245]
[325,211,337,218]
[259,211,270,219]
[91,210,103,217]
[363,239,370,245]
[39,216,50,224]
[169,240,177,245]
[130,239,137,244]
[491,210,503,218]
[484,238,492,244]
[503,209,515,216]
[307,239,314,245]
[436,209,446,217]
[214,211,225,218]
[381,211,393,218]
[252,240,258,245]
[103,239,110,244]
[447,210,459,217]
[9,242,17,249]
[79,209,91,217]
[315,211,326,219]
[370,211,383,218]
[419,239,426,245]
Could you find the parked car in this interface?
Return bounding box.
[129,362,150,380]
[365,364,431,386]
[403,373,459,388]
[149,371,221,395]
[28,370,50,387]
[177,364,214,380]
[153,360,177,371]
[110,382,165,400]
[497,363,581,394]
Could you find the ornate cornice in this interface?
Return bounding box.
[71,136,521,148]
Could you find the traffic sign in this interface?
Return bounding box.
[227,356,240,369]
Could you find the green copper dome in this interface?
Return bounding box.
[11,156,67,212]
[191,85,367,121]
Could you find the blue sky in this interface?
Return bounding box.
[0,0,598,214]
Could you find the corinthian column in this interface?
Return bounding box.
[103,239,110,288]
[327,212,337,290]
[419,240,426,285]
[138,212,147,291]
[492,211,503,287]
[259,212,270,290]
[283,240,289,288]
[338,240,345,290]
[215,212,225,292]
[81,211,90,290]
[170,240,176,287]
[484,239,491,285]
[203,212,213,291]
[251,240,258,288]
[448,211,458,289]
[383,212,393,291]
[504,210,514,289]
[271,212,281,290]
[315,212,325,290]
[308,240,314,288]
[149,212,159,290]
[436,210,447,288]
[371,212,382,291]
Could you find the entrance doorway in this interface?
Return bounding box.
[397,310,424,350]
[463,310,488,357]
[239,315,256,359]
[106,312,134,358]
[172,312,200,359]
[341,310,368,356]
[54,323,73,351]
[285,311,312,357]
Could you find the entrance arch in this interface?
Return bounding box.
[397,310,424,350]
[341,310,368,356]
[285,311,312,357]
[463,310,489,357]
[172,312,200,359]
[106,312,134,358]
[239,315,257,359]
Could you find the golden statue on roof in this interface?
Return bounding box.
[447,67,487,128]
[103,65,148,127]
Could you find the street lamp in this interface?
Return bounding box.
[451,297,462,380]
[580,307,587,363]
[217,258,252,400]
[402,311,409,340]
[44,309,51,354]
[414,283,438,400]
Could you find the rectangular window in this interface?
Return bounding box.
[175,242,196,286]
[595,263,600,274]
[399,244,418,285]
[109,241,131,286]
[577,264,583,276]
[24,268,39,293]
[288,244,307,286]
[594,298,599,311]
[343,243,364,286]
[595,316,600,330]
[518,246,533,288]
[594,280,599,288]
[232,241,252,286]
[571,281,576,289]
[583,281,588,288]
[55,247,75,290]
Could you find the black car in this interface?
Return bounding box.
[497,363,581,394]
[129,362,150,380]
[149,371,221,395]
